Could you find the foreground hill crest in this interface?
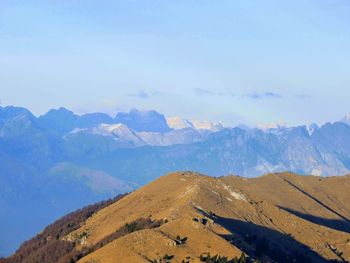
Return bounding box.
[5,171,350,263]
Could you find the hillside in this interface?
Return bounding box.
[3,172,350,263]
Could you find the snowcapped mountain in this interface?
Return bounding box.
[92,123,146,146]
[166,116,194,129]
[258,120,287,130]
[166,116,224,131]
[306,123,319,135]
[64,113,222,147]
[3,105,350,177]
[72,123,211,147]
[136,128,210,146]
[191,120,224,131]
[115,109,171,132]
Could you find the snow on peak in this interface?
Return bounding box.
[92,123,145,146]
[341,113,350,125]
[93,123,128,135]
[167,116,224,131]
[191,120,224,131]
[306,123,319,136]
[258,121,287,130]
[166,116,194,129]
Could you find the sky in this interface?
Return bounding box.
[0,0,350,127]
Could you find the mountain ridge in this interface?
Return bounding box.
[3,171,350,262]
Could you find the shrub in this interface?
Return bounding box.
[175,235,187,245]
[199,252,247,263]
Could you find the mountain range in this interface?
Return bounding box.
[1,105,350,256]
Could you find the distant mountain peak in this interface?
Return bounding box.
[115,109,171,132]
[98,123,133,134]
[306,123,319,135]
[166,116,194,129]
[191,120,224,131]
[92,123,145,146]
[166,116,224,131]
[44,107,76,116]
[258,120,287,130]
[0,106,34,120]
[341,113,350,125]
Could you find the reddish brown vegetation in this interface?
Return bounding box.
[3,194,127,263]
[89,217,165,251]
[1,193,167,263]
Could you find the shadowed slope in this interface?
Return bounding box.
[4,172,350,263]
[278,207,350,234]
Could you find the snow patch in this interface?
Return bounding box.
[166,116,224,131]
[258,121,287,130]
[191,120,224,131]
[179,186,196,198]
[221,183,247,202]
[166,116,193,129]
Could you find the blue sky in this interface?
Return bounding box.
[1,0,349,126]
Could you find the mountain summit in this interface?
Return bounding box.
[342,113,350,126]
[115,109,171,132]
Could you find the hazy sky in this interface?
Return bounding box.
[1,1,349,126]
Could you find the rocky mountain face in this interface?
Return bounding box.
[115,109,171,133]
[166,116,224,131]
[2,172,350,263]
[1,105,350,256]
[38,107,114,135]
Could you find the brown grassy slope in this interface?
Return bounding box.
[68,172,350,263]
